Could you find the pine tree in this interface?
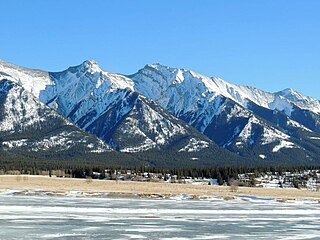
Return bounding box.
[217,172,224,185]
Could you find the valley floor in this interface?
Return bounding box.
[0,175,320,201]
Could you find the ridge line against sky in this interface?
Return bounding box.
[1,0,320,99]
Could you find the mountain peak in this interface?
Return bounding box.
[81,60,101,72]
[143,63,174,72]
[280,88,296,95]
[277,87,306,101]
[83,59,98,65]
[146,63,168,68]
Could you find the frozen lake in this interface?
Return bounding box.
[1,192,320,239]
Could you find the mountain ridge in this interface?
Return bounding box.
[0,59,319,167]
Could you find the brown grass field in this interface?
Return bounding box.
[0,175,320,201]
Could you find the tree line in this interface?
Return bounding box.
[1,158,319,186]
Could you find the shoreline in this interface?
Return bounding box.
[1,175,320,202]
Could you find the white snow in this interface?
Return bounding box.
[120,139,156,153]
[2,139,28,148]
[31,133,75,151]
[178,138,209,152]
[278,88,320,114]
[238,116,258,145]
[118,98,188,152]
[309,137,320,140]
[0,80,59,132]
[2,132,111,152]
[287,119,312,132]
[259,154,267,159]
[261,124,290,145]
[268,96,293,116]
[0,60,53,97]
[119,116,157,152]
[272,140,297,153]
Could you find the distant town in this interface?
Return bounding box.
[97,169,320,192]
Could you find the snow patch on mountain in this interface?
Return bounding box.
[268,96,293,116]
[237,114,293,148]
[31,134,77,151]
[309,137,320,140]
[259,154,267,159]
[178,138,209,152]
[2,131,111,152]
[236,115,298,153]
[287,119,312,132]
[117,116,157,152]
[226,103,251,121]
[2,139,28,149]
[272,140,297,153]
[120,139,156,153]
[86,140,111,153]
[238,116,259,145]
[261,127,290,146]
[224,126,243,148]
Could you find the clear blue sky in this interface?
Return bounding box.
[1,0,320,99]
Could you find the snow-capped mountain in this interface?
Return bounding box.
[0,60,239,167]
[38,61,221,155]
[0,59,319,167]
[130,63,320,163]
[0,78,114,162]
[131,63,320,120]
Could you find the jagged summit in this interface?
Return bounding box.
[280,87,295,93]
[83,59,98,65]
[144,63,169,69]
[276,88,320,114]
[277,88,305,100]
[60,59,102,76]
[134,63,320,115]
[80,60,101,72]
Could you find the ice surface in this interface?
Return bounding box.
[1,194,320,240]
